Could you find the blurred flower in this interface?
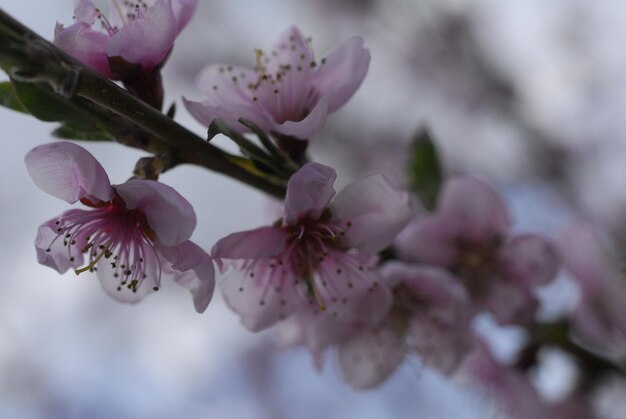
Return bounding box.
[184,26,370,140]
[395,176,560,325]
[558,223,626,352]
[338,262,473,389]
[457,341,596,419]
[25,141,214,313]
[212,162,411,334]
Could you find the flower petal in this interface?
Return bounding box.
[559,223,626,348]
[382,262,473,373]
[383,262,468,308]
[183,97,272,134]
[284,162,336,224]
[331,174,412,253]
[485,281,538,325]
[35,215,86,274]
[501,234,560,288]
[158,240,215,313]
[273,97,328,140]
[73,0,99,24]
[194,64,258,97]
[268,26,314,73]
[438,176,511,241]
[115,179,196,246]
[220,259,301,331]
[393,217,458,266]
[315,250,391,327]
[337,316,405,389]
[107,0,176,68]
[172,0,198,33]
[313,36,370,112]
[211,226,288,260]
[25,142,114,204]
[97,242,160,304]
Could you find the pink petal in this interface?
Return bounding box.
[393,218,458,266]
[158,240,215,313]
[106,0,176,68]
[183,97,272,134]
[485,281,538,325]
[35,216,86,274]
[383,262,468,307]
[559,224,626,347]
[438,176,511,242]
[315,250,390,326]
[284,162,336,224]
[73,0,99,24]
[572,298,626,349]
[272,97,328,140]
[54,22,113,77]
[457,341,545,419]
[185,63,272,131]
[313,36,370,112]
[382,262,473,372]
[337,316,405,389]
[220,260,301,331]
[501,234,560,288]
[331,174,412,253]
[406,313,473,374]
[211,226,288,260]
[115,179,196,246]
[97,243,160,304]
[267,26,314,74]
[172,0,198,33]
[25,142,114,204]
[557,222,616,296]
[194,64,258,97]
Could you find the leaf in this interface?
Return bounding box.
[10,79,95,128]
[239,118,299,173]
[0,81,28,113]
[225,155,286,186]
[407,128,443,211]
[9,79,116,142]
[52,124,115,141]
[207,119,278,170]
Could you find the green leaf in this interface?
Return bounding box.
[0,81,27,113]
[10,79,93,127]
[52,124,115,141]
[407,128,443,211]
[8,79,117,142]
[239,118,299,173]
[207,119,279,171]
[225,154,286,186]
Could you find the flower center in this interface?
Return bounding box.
[45,197,159,294]
[215,34,329,124]
[452,236,503,299]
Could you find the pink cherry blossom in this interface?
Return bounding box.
[212,162,411,334]
[395,176,560,325]
[184,26,370,140]
[54,0,197,77]
[25,141,214,313]
[337,262,473,389]
[558,223,626,350]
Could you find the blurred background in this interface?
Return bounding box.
[2,0,626,418]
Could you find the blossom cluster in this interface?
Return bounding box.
[8,2,626,418]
